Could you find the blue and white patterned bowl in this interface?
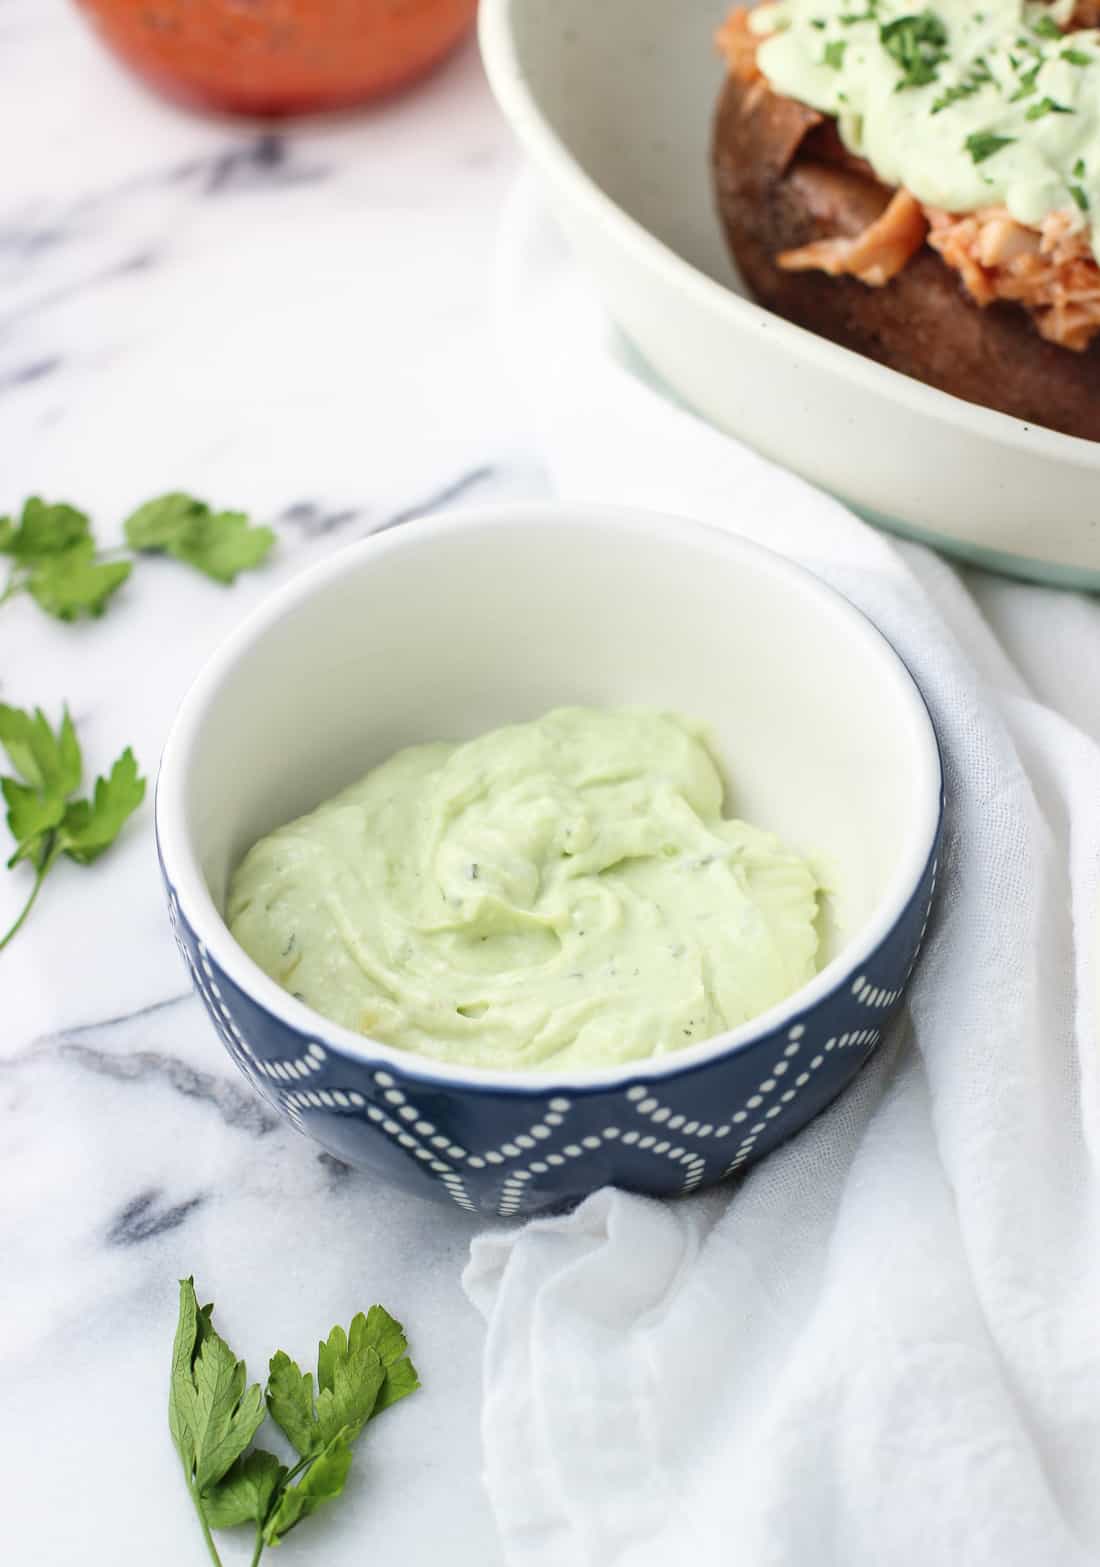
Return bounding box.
[156,504,942,1216]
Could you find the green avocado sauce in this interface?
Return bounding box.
[227,708,821,1070]
[754,0,1099,241]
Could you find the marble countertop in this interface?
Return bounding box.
[1,5,539,1560]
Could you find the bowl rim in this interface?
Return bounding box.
[156,501,944,1094]
[477,0,1100,475]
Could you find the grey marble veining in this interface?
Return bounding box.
[0,3,545,1560]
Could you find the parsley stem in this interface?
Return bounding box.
[249,1528,266,1567]
[189,1483,226,1567]
[0,859,49,952]
[0,569,22,610]
[282,1455,313,1486]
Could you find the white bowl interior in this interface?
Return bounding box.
[165,509,939,1030]
[504,0,737,291]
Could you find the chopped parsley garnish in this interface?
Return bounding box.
[1070,184,1090,211]
[880,10,950,88]
[823,38,848,67]
[931,84,973,111]
[1075,156,1087,178]
[932,56,994,112]
[1031,14,1063,39]
[811,16,826,27]
[933,85,971,112]
[965,130,1016,162]
[1024,95,1073,118]
[1009,64,1041,100]
[1062,47,1092,65]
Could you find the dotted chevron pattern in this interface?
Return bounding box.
[163,834,939,1215]
[169,892,275,1097]
[850,974,903,1009]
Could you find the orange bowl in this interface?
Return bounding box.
[75,0,479,116]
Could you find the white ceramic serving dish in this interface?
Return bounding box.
[480,0,1100,587]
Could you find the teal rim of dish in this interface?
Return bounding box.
[616,328,1099,594]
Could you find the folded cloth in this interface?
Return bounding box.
[462,183,1100,1567]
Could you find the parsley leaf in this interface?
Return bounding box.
[1062,46,1092,64]
[1070,183,1090,211]
[0,703,81,798]
[880,10,949,88]
[265,1353,320,1458]
[264,1434,354,1545]
[0,498,92,559]
[57,748,144,863]
[125,492,275,583]
[314,1337,386,1449]
[267,1306,419,1457]
[169,1277,215,1475]
[965,130,1016,162]
[123,491,208,550]
[173,511,275,583]
[1,780,65,865]
[168,1279,267,1497]
[0,703,144,951]
[26,543,132,620]
[172,1283,421,1567]
[1024,95,1073,118]
[203,1451,287,1531]
[0,499,128,621]
[1032,13,1063,38]
[356,1304,421,1412]
[1075,156,1087,178]
[823,38,847,67]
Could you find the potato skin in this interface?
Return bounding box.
[712,73,1100,442]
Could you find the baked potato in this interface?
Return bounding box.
[711,12,1100,442]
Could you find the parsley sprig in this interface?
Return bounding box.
[0,500,131,620]
[125,493,275,583]
[170,1280,419,1567]
[0,491,274,622]
[0,702,144,951]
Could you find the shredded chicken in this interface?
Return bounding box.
[928,207,1100,349]
[716,4,1100,348]
[716,6,763,81]
[779,189,929,285]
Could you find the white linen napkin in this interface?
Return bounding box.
[462,183,1100,1567]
